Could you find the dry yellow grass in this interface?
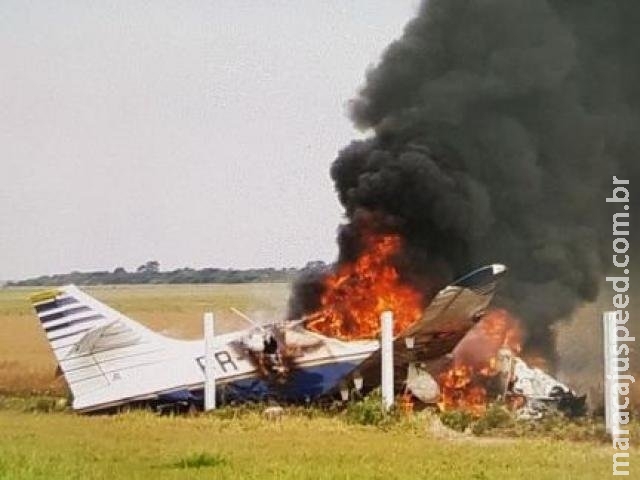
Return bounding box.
[0,284,290,395]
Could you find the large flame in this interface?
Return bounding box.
[305,233,423,340]
[437,308,522,415]
[301,229,526,414]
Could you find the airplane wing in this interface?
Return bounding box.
[355,264,506,393]
[395,264,504,363]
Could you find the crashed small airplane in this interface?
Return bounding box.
[29,263,580,414]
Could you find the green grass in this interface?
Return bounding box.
[1,284,636,479]
[0,408,628,480]
[169,451,228,469]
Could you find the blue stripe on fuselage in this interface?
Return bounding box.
[223,359,364,401]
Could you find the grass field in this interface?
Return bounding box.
[0,284,636,479]
[0,407,626,480]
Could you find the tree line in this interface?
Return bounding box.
[6,260,310,286]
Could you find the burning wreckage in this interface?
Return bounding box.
[29,235,584,418]
[29,0,633,422]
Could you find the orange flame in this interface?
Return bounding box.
[437,308,522,415]
[302,227,527,414]
[305,233,423,339]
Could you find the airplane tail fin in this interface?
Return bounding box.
[30,285,173,410]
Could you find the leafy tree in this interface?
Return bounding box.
[136,260,160,274]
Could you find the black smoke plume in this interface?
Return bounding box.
[290,0,639,362]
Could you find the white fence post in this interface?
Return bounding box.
[603,311,619,437]
[381,310,394,411]
[204,312,216,411]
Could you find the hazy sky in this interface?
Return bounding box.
[1,1,418,280]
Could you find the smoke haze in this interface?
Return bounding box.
[291,0,638,361]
